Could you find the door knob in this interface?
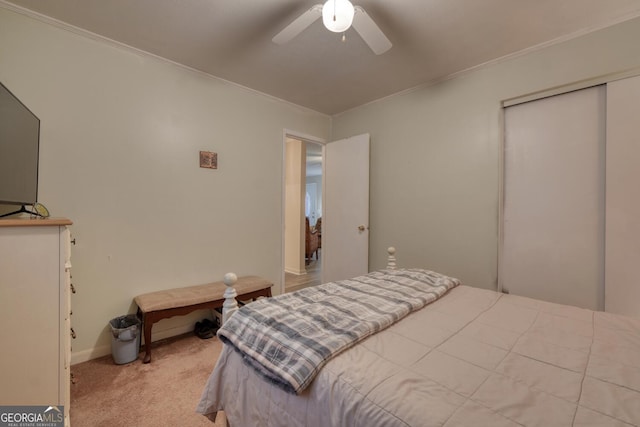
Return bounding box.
[358,225,367,232]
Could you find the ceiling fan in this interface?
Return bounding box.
[272,0,392,55]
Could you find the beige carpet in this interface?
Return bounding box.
[70,333,226,426]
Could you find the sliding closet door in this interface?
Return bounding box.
[502,86,605,310]
[605,75,640,319]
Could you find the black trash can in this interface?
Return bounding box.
[109,314,141,364]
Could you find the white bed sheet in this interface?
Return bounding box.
[197,285,640,426]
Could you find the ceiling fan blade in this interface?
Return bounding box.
[352,6,392,55]
[272,4,323,45]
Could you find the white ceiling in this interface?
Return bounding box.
[5,0,640,115]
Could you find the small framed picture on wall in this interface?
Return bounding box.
[199,151,217,169]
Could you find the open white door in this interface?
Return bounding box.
[322,133,370,283]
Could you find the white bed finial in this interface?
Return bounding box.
[222,272,239,324]
[387,247,397,270]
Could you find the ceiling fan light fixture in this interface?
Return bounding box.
[322,0,355,33]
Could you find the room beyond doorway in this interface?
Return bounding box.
[283,134,324,291]
[305,141,323,229]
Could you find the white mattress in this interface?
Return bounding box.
[197,285,640,426]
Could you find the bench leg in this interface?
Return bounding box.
[142,314,152,364]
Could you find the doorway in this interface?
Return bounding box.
[284,136,323,293]
[281,131,370,295]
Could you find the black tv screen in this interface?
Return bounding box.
[0,82,40,206]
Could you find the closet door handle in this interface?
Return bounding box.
[70,328,76,339]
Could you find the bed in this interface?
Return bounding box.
[197,252,640,426]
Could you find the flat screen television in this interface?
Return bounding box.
[0,81,40,210]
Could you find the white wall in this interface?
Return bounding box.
[0,7,330,362]
[332,17,640,290]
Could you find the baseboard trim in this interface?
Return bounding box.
[71,323,197,365]
[71,344,112,365]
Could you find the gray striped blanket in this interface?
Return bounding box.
[217,268,460,394]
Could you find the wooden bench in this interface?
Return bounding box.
[135,275,272,363]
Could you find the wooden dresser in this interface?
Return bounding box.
[0,218,73,426]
